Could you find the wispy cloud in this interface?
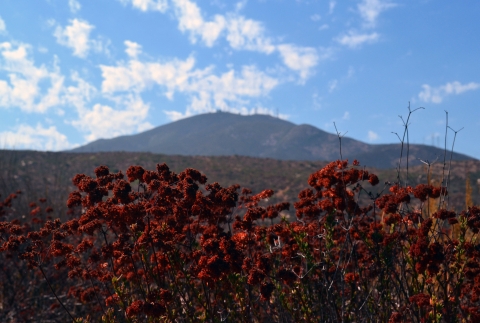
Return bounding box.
[329,1,336,14]
[124,40,142,58]
[418,81,480,104]
[117,0,169,12]
[53,19,106,58]
[333,0,395,51]
[277,44,319,82]
[328,79,338,92]
[367,130,379,141]
[172,0,227,47]
[225,16,276,53]
[312,92,322,110]
[0,16,6,33]
[358,0,397,28]
[68,0,81,13]
[172,0,275,53]
[336,31,379,48]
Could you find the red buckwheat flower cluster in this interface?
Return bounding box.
[0,160,479,322]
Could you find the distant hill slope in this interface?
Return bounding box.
[1,151,479,218]
[69,111,475,168]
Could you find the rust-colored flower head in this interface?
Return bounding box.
[125,300,144,318]
[67,191,82,208]
[409,293,431,308]
[113,179,131,202]
[126,165,146,182]
[94,165,110,177]
[413,184,433,202]
[368,174,379,186]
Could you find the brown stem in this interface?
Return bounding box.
[38,264,76,322]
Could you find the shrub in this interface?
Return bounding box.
[0,158,479,322]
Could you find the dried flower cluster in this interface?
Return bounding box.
[1,160,480,322]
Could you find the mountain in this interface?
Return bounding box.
[69,111,476,168]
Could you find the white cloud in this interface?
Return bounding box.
[173,0,227,47]
[171,0,275,53]
[0,124,71,151]
[72,94,153,141]
[358,0,396,28]
[277,44,319,82]
[367,130,379,142]
[124,40,142,58]
[0,40,141,144]
[310,14,321,22]
[64,71,97,111]
[118,0,169,12]
[100,43,279,120]
[120,0,318,79]
[0,42,65,113]
[183,65,279,114]
[0,39,155,146]
[68,0,81,13]
[0,42,27,60]
[50,69,157,143]
[418,81,480,104]
[336,31,379,48]
[0,16,6,33]
[225,15,275,53]
[54,19,106,58]
[342,111,350,120]
[100,54,198,95]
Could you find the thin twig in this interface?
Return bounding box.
[440,111,449,209]
[333,122,347,161]
[445,126,464,208]
[38,264,76,322]
[393,103,424,187]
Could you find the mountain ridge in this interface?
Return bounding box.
[69,111,476,168]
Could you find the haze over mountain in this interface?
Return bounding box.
[69,112,475,169]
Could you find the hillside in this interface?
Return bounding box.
[1,150,479,221]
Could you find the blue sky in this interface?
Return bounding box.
[0,0,479,159]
